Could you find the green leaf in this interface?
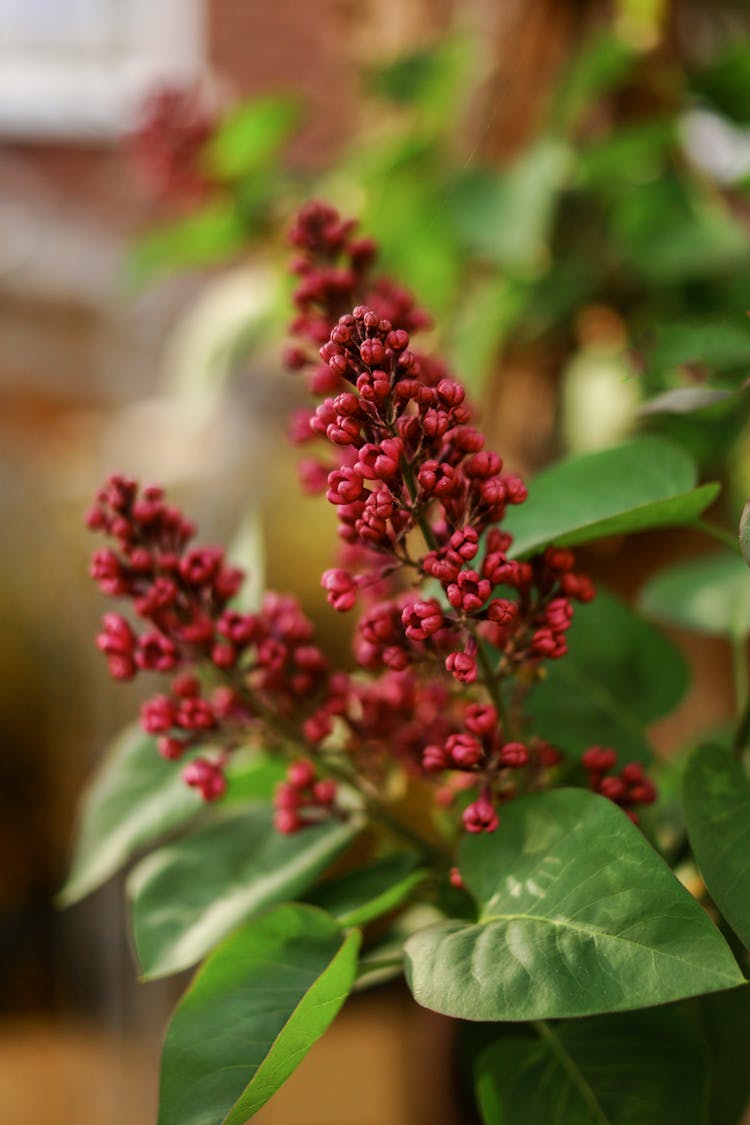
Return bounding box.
[450,140,572,272]
[526,588,688,763]
[306,853,425,926]
[59,725,202,906]
[222,751,285,805]
[690,42,750,125]
[127,203,246,286]
[740,500,750,569]
[645,321,750,373]
[159,904,360,1125]
[206,96,299,180]
[638,386,737,417]
[129,807,358,978]
[552,33,634,133]
[403,789,743,1021]
[504,437,719,559]
[700,986,750,1125]
[684,744,750,949]
[639,551,750,639]
[474,1007,709,1125]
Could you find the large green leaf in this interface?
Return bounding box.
[639,551,750,639]
[306,852,425,926]
[59,729,285,907]
[404,789,743,1021]
[504,438,719,559]
[474,1008,709,1125]
[684,744,750,949]
[129,807,358,978]
[526,588,688,763]
[159,904,360,1125]
[59,726,202,906]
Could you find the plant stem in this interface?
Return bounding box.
[476,640,509,730]
[693,519,742,555]
[731,633,750,754]
[532,1021,610,1125]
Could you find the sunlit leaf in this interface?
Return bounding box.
[404,789,742,1021]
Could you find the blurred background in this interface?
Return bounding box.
[4,0,750,1120]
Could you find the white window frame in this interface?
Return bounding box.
[0,0,205,139]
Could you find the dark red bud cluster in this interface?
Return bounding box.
[273,759,339,834]
[581,747,657,821]
[129,85,217,206]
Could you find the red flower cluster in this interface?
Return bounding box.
[582,747,657,823]
[129,85,217,206]
[88,475,331,801]
[86,201,658,838]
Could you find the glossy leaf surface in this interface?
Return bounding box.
[129,807,358,978]
[404,790,742,1021]
[503,437,718,559]
[474,1008,709,1125]
[159,904,359,1125]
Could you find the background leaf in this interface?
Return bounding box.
[59,726,202,905]
[740,500,750,568]
[206,96,299,180]
[159,904,359,1125]
[639,551,750,639]
[525,588,688,763]
[127,203,246,285]
[504,437,719,559]
[404,789,742,1022]
[128,806,358,978]
[684,744,750,949]
[637,386,737,417]
[474,1007,709,1125]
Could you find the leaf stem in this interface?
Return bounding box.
[532,1021,610,1125]
[693,519,742,555]
[731,634,750,754]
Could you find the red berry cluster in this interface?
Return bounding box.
[88,475,332,801]
[86,202,658,839]
[273,759,339,834]
[581,747,657,822]
[129,85,217,206]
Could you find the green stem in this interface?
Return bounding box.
[731,634,749,754]
[693,519,742,555]
[532,1021,610,1125]
[476,640,509,730]
[356,955,404,978]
